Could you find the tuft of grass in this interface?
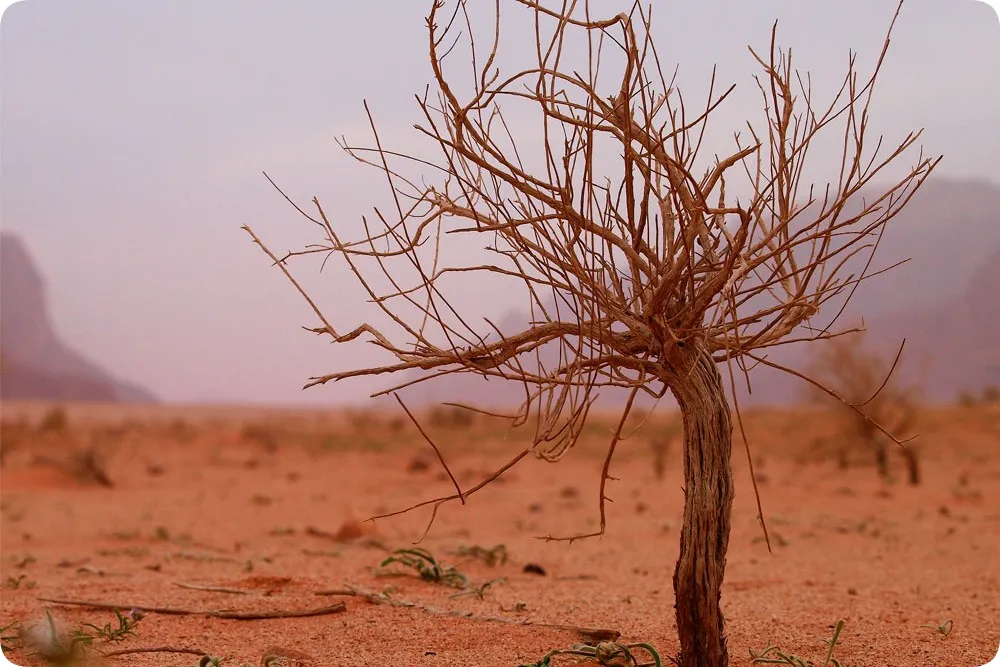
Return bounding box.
[81,609,141,643]
[14,610,144,665]
[921,619,953,637]
[750,619,845,666]
[520,640,662,667]
[379,548,469,589]
[454,543,509,567]
[449,577,507,600]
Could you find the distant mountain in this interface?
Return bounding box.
[386,176,1000,408]
[0,232,157,403]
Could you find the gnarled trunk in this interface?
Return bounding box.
[668,347,735,667]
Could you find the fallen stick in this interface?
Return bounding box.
[210,605,345,620]
[37,598,192,616]
[102,647,207,659]
[37,597,346,620]
[174,582,250,595]
[314,586,619,643]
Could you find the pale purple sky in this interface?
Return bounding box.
[1,0,998,405]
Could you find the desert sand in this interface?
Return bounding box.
[1,401,998,666]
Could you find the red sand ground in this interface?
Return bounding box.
[1,402,998,667]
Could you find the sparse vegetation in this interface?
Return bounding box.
[750,620,845,667]
[453,543,509,567]
[807,331,923,485]
[4,574,36,590]
[379,547,470,589]
[38,406,69,434]
[14,610,140,665]
[921,619,953,637]
[521,640,663,667]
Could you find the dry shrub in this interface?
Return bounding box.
[649,417,682,481]
[0,418,32,467]
[241,423,280,453]
[980,385,999,405]
[38,405,69,434]
[807,330,922,485]
[429,405,476,430]
[246,0,937,662]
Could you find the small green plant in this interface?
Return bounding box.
[450,577,507,600]
[81,608,142,643]
[520,641,662,667]
[379,547,469,589]
[920,619,953,637]
[19,609,143,665]
[454,543,509,567]
[750,619,845,667]
[22,612,93,665]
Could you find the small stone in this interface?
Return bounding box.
[523,562,547,576]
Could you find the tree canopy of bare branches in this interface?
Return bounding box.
[245,1,939,665]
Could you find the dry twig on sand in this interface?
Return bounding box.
[37,597,346,620]
[173,582,251,595]
[314,585,619,643]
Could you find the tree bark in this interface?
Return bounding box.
[668,347,735,667]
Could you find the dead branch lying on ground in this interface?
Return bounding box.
[37,597,346,620]
[314,585,619,643]
[173,582,251,595]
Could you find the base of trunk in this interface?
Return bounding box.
[668,347,735,667]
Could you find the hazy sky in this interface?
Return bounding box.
[1,0,998,405]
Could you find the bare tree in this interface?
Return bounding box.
[244,1,938,664]
[807,331,922,485]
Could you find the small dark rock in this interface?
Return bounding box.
[407,457,431,473]
[523,562,547,576]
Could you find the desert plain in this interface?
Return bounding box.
[1,400,998,667]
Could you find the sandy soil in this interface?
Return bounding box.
[1,402,998,667]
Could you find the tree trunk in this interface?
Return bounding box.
[668,347,735,667]
[874,439,889,480]
[902,445,921,486]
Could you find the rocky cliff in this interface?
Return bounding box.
[0,232,157,402]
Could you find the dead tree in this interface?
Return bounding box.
[807,330,922,485]
[245,1,938,664]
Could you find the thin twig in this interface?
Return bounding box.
[173,582,250,595]
[38,597,346,620]
[315,585,619,643]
